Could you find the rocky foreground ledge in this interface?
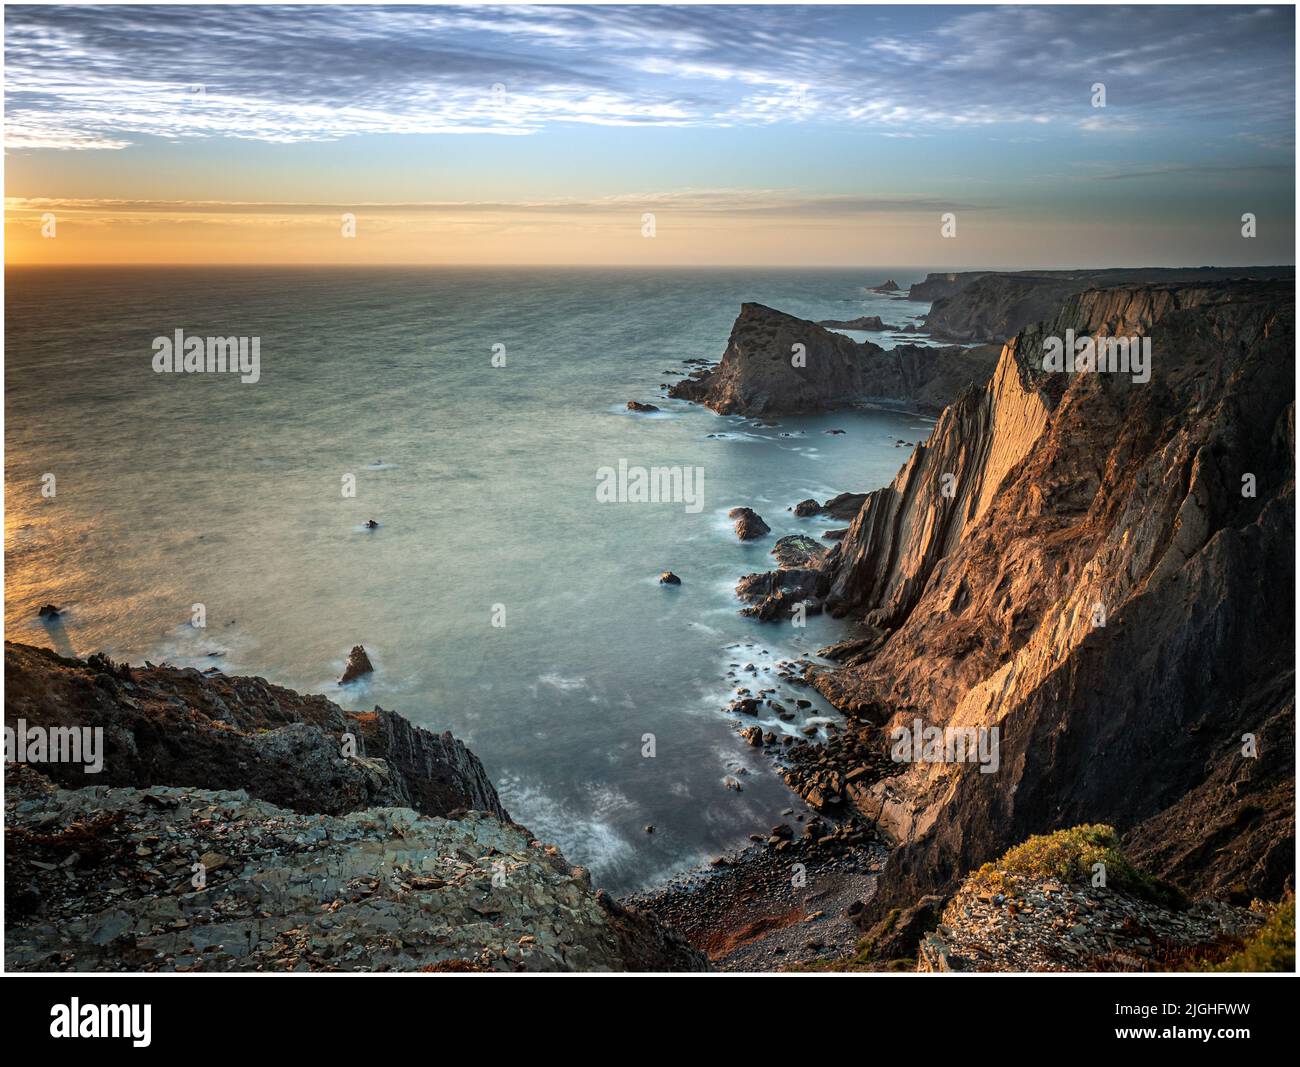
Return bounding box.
[3,643,705,972]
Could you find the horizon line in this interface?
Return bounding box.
[7,262,1297,272]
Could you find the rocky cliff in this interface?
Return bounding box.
[808,280,1294,920]
[909,267,1294,343]
[668,302,999,416]
[3,643,705,971]
[4,642,506,820]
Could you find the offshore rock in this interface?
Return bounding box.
[339,644,374,685]
[729,506,771,540]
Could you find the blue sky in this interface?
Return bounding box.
[5,4,1295,266]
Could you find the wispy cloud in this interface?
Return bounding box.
[5,189,991,217]
[4,4,1294,150]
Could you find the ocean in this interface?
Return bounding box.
[4,265,940,892]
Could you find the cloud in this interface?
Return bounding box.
[5,189,991,218]
[4,4,1294,150]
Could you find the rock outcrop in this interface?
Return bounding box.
[339,644,373,685]
[668,303,999,416]
[913,826,1265,973]
[806,280,1294,921]
[2,643,709,971]
[729,506,771,540]
[4,766,705,972]
[794,492,869,521]
[4,642,504,820]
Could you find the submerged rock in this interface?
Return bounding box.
[659,571,681,585]
[626,400,659,413]
[735,568,826,621]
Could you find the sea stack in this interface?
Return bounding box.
[339,645,374,685]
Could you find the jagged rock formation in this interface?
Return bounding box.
[2,643,708,971]
[339,644,374,685]
[668,303,999,416]
[4,642,504,820]
[908,266,1294,343]
[4,766,705,972]
[809,280,1294,920]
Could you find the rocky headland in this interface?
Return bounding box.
[668,302,1000,416]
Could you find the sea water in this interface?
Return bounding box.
[4,266,940,891]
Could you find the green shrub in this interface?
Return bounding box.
[969,824,1182,908]
[1204,897,1294,973]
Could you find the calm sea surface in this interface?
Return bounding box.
[4,266,939,891]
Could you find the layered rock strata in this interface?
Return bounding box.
[804,280,1294,918]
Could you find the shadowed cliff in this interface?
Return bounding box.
[807,280,1294,921]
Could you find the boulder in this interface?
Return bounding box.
[729,507,770,540]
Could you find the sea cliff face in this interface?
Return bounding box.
[668,302,999,416]
[3,643,706,972]
[810,280,1294,919]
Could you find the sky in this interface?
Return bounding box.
[4,3,1296,267]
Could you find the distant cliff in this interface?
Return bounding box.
[907,266,1294,344]
[807,279,1294,920]
[668,302,999,415]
